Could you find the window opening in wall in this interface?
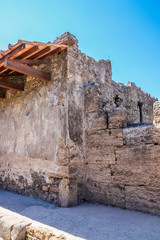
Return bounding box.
[114,95,122,107]
[138,101,143,124]
[105,111,109,129]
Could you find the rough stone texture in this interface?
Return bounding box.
[0,32,159,215]
[0,45,78,207]
[0,212,31,240]
[0,207,71,240]
[84,124,160,214]
[153,101,160,129]
[26,226,66,240]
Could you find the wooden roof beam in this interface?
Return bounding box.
[0,72,24,79]
[4,59,51,82]
[0,44,25,65]
[29,46,52,60]
[38,47,61,60]
[10,59,50,65]
[0,92,6,98]
[0,66,5,73]
[0,79,24,91]
[15,45,39,60]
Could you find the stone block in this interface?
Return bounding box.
[154,101,160,129]
[86,129,123,148]
[11,221,31,240]
[109,106,127,129]
[125,186,160,215]
[59,178,77,207]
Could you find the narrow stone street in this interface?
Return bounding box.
[0,190,160,240]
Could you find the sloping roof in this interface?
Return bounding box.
[0,40,68,98]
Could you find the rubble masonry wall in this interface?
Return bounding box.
[0,32,159,214]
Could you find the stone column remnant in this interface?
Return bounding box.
[153,101,160,129]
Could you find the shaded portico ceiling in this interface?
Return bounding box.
[0,40,68,98]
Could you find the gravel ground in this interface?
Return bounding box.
[0,190,160,240]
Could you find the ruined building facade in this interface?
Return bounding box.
[0,33,160,215]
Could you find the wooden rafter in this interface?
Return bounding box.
[0,92,6,98]
[36,46,60,60]
[15,45,39,60]
[29,46,51,60]
[39,47,61,59]
[0,72,23,79]
[0,66,5,73]
[4,59,51,82]
[10,59,50,65]
[0,40,68,97]
[0,79,24,91]
[0,44,25,64]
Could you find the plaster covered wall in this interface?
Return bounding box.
[0,47,78,206]
[0,32,159,214]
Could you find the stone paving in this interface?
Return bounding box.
[0,190,160,240]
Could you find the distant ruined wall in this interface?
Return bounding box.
[83,75,160,215]
[0,32,159,214]
[84,113,160,214]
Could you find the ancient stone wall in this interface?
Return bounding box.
[0,32,159,214]
[63,33,159,214]
[84,121,160,214]
[81,58,160,214]
[0,46,78,207]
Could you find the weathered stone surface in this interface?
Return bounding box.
[26,226,66,240]
[108,106,127,129]
[0,216,15,240]
[0,32,159,215]
[59,177,77,207]
[86,129,124,148]
[123,125,154,145]
[0,207,69,240]
[125,186,160,215]
[11,221,31,240]
[0,215,31,240]
[153,101,160,129]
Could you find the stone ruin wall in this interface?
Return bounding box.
[0,45,79,207]
[84,86,160,214]
[0,32,160,215]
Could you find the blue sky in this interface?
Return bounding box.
[0,0,160,98]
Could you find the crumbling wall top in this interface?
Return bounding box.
[53,32,78,48]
